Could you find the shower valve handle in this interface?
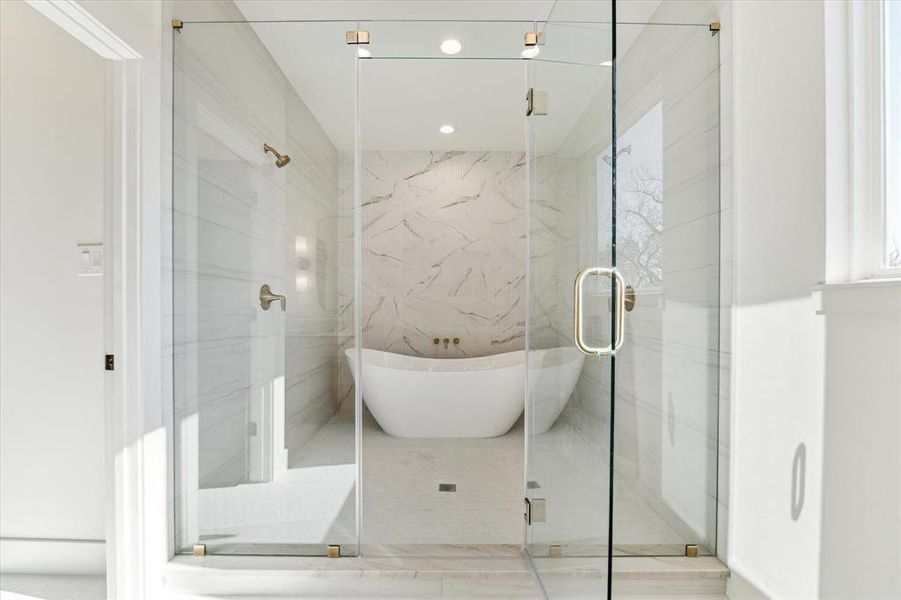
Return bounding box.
[259,284,286,311]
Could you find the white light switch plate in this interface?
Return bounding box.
[77,242,103,276]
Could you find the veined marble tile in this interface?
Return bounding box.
[359,151,525,358]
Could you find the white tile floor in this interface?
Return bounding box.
[0,559,729,600]
[198,409,698,556]
[199,413,357,549]
[529,416,692,555]
[164,554,728,598]
[362,413,524,547]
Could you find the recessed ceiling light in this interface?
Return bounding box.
[600,60,613,67]
[357,48,371,58]
[440,39,462,55]
[521,47,540,59]
[439,124,455,134]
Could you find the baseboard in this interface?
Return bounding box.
[0,538,106,575]
[726,566,773,600]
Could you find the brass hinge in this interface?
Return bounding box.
[192,544,206,556]
[524,31,541,47]
[105,354,115,371]
[685,543,700,557]
[171,19,183,31]
[327,544,341,558]
[345,31,370,45]
[709,22,721,36]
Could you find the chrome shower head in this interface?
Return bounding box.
[263,143,291,168]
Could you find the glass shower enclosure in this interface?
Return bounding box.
[171,20,360,556]
[169,4,720,597]
[525,15,721,596]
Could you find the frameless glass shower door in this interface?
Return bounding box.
[611,19,721,559]
[171,20,359,556]
[524,17,617,598]
[525,9,721,599]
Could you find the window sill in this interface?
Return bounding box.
[813,278,901,316]
[814,277,901,292]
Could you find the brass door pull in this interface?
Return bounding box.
[573,267,625,356]
[259,284,286,311]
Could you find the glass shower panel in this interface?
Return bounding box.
[611,22,721,556]
[356,21,528,553]
[172,20,359,556]
[525,19,615,599]
[360,20,531,60]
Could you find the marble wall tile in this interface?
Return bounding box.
[358,151,526,358]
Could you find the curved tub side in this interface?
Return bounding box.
[346,348,525,438]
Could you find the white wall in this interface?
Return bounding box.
[818,281,901,599]
[0,0,108,574]
[729,1,901,599]
[729,1,827,598]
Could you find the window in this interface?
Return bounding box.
[826,0,901,280]
[884,0,899,269]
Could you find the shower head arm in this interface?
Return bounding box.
[263,143,291,167]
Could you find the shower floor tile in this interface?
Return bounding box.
[197,411,697,555]
[361,412,524,546]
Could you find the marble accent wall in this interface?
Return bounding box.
[359,151,526,358]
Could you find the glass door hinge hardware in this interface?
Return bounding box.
[549,544,563,558]
[709,22,721,35]
[685,544,700,557]
[524,497,546,524]
[327,545,341,558]
[192,544,206,556]
[105,354,115,371]
[524,32,542,46]
[171,19,183,30]
[345,31,370,45]
[526,88,548,116]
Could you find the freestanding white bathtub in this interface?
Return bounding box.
[528,347,586,434]
[345,347,584,438]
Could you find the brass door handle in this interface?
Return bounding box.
[259,284,286,311]
[573,267,625,356]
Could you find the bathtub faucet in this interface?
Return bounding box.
[433,337,461,349]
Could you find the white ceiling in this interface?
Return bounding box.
[232,1,661,152]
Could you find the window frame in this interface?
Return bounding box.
[826,0,899,282]
[851,0,896,279]
[881,0,899,272]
